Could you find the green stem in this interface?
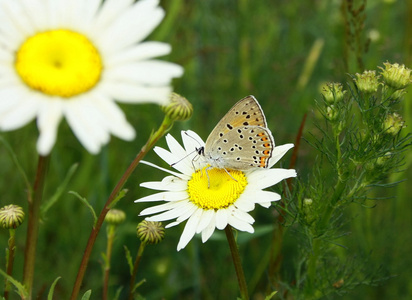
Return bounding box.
[70,116,173,300]
[225,226,249,300]
[102,225,116,300]
[128,242,146,300]
[23,155,50,299]
[307,129,346,294]
[4,229,16,300]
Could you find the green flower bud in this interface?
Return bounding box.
[105,209,126,225]
[162,93,193,122]
[303,198,315,224]
[326,105,338,121]
[353,70,380,94]
[383,113,406,135]
[379,62,412,90]
[303,198,313,206]
[376,152,392,166]
[137,220,165,245]
[321,82,346,104]
[0,205,25,229]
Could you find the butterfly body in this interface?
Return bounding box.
[199,95,274,171]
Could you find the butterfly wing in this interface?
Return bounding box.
[204,95,268,148]
[206,125,275,170]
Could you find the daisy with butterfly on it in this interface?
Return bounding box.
[135,96,297,251]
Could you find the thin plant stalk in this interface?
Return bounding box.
[70,115,174,300]
[102,225,115,300]
[23,155,50,299]
[128,242,146,300]
[225,225,249,300]
[268,114,306,290]
[4,229,16,300]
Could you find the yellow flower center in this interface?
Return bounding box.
[14,29,103,98]
[187,167,247,210]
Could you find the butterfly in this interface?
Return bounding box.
[197,95,274,172]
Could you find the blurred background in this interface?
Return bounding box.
[0,0,411,299]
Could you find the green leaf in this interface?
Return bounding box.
[108,189,129,209]
[47,277,61,300]
[113,286,123,300]
[0,269,28,298]
[124,245,134,275]
[101,252,109,268]
[69,191,97,226]
[41,163,78,217]
[132,279,146,294]
[264,291,278,300]
[0,136,31,192]
[81,290,92,300]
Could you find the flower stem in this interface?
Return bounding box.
[128,242,146,300]
[70,116,173,300]
[23,155,50,299]
[225,226,249,300]
[102,225,115,300]
[4,229,16,300]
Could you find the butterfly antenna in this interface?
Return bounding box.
[170,148,198,167]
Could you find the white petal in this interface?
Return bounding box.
[241,190,281,204]
[97,1,164,54]
[182,130,205,152]
[138,200,188,215]
[105,61,183,86]
[196,209,215,233]
[92,0,135,34]
[231,209,255,224]
[63,99,109,154]
[153,147,192,176]
[36,99,63,155]
[106,42,171,67]
[247,168,297,190]
[143,201,193,221]
[234,197,255,212]
[175,203,198,223]
[201,217,217,243]
[135,191,188,203]
[165,134,188,162]
[139,160,190,180]
[18,0,48,31]
[177,208,202,251]
[228,215,254,233]
[140,176,187,191]
[258,201,272,208]
[0,96,39,130]
[90,94,135,140]
[99,81,172,105]
[215,209,229,230]
[268,144,294,168]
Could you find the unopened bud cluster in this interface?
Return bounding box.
[0,205,24,229]
[105,209,126,225]
[353,70,380,94]
[137,220,165,245]
[162,93,193,122]
[379,62,412,90]
[383,113,406,136]
[321,83,346,104]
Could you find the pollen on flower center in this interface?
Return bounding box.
[187,167,247,210]
[14,29,103,98]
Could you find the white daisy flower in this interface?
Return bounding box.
[0,0,183,155]
[135,130,297,251]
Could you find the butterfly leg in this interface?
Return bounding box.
[223,167,238,183]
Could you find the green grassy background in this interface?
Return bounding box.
[1,0,411,299]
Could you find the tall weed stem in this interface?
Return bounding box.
[23,155,50,299]
[70,115,174,300]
